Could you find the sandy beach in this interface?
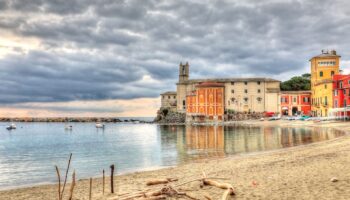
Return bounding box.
[1,120,350,199]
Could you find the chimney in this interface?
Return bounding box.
[330,50,337,55]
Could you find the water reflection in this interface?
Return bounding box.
[159,125,344,162]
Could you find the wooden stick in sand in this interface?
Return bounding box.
[68,170,76,200]
[89,178,92,200]
[55,166,61,200]
[61,153,73,198]
[103,169,105,195]
[110,164,115,193]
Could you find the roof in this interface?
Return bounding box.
[160,91,177,95]
[281,90,311,94]
[310,50,341,60]
[178,77,280,84]
[196,82,224,88]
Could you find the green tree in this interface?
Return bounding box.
[280,75,311,91]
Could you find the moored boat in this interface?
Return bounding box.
[95,123,105,128]
[6,123,16,130]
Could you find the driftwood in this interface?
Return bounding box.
[55,166,61,200]
[203,179,235,200]
[146,178,178,186]
[222,188,235,200]
[68,170,76,200]
[108,173,233,200]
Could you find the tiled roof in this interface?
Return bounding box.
[196,82,224,88]
[160,91,177,95]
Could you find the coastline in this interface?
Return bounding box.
[1,120,350,199]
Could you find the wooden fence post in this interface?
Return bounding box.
[110,164,115,194]
[103,169,105,195]
[89,178,92,200]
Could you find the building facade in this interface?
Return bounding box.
[175,62,281,118]
[186,82,225,122]
[160,91,177,111]
[280,91,311,116]
[310,50,340,117]
[330,74,350,118]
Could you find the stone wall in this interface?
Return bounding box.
[225,112,265,121]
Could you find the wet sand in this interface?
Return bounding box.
[1,120,350,199]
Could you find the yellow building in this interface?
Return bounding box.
[310,50,340,117]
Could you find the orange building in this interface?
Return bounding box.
[280,91,311,116]
[186,82,224,122]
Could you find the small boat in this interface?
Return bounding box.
[95,123,105,128]
[6,123,16,130]
[65,125,73,130]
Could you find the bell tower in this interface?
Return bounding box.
[179,62,189,83]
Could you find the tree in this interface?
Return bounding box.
[280,75,311,91]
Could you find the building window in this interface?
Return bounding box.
[293,97,297,103]
[344,89,347,95]
[319,71,323,77]
[168,96,171,99]
[162,96,165,99]
[257,97,262,103]
[183,100,186,109]
[325,84,327,89]
[257,89,261,93]
[344,99,347,107]
[340,81,343,88]
[231,89,234,93]
[174,96,176,99]
[244,97,248,103]
[325,96,328,105]
[244,89,248,93]
[257,81,261,85]
[231,82,235,85]
[334,90,338,96]
[335,100,338,108]
[244,82,248,85]
[331,71,335,76]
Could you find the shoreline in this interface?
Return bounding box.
[1,120,350,199]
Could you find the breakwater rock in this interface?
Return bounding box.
[154,108,186,124]
[0,117,151,123]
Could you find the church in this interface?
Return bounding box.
[160,62,281,122]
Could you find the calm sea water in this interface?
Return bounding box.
[0,122,344,190]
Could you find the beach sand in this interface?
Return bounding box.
[1,120,350,199]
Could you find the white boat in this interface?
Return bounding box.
[6,123,16,130]
[96,123,105,128]
[65,125,73,130]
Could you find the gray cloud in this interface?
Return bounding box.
[0,0,350,106]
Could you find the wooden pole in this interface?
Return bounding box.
[68,170,76,200]
[110,164,115,194]
[89,178,92,200]
[103,169,105,195]
[55,166,61,200]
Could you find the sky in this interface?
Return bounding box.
[1,0,350,117]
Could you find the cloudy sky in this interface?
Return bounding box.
[1,0,350,117]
